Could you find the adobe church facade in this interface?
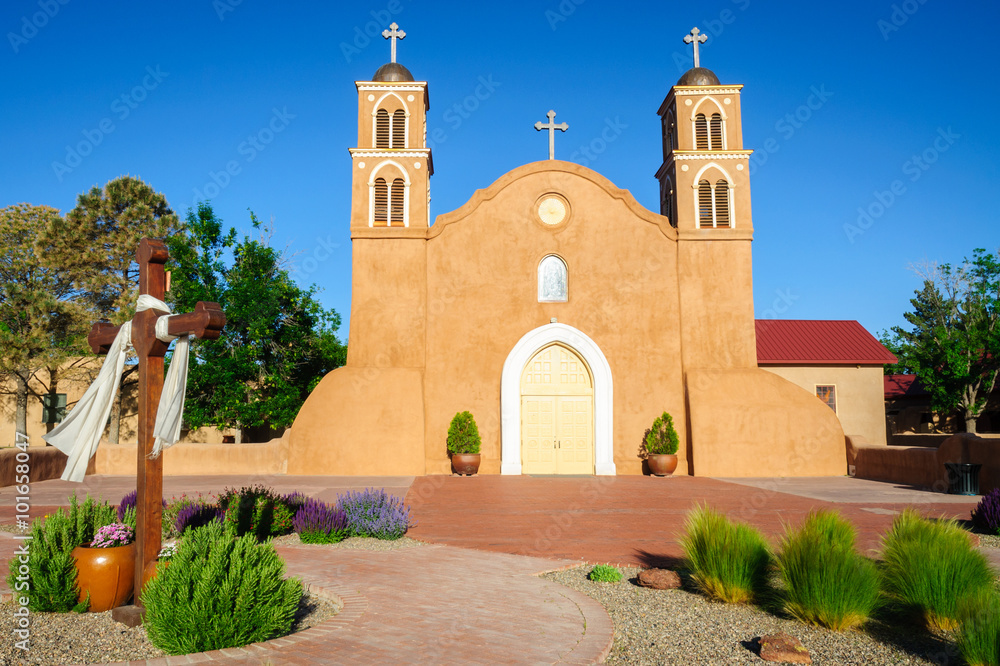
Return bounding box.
[286,38,845,477]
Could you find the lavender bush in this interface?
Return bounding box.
[175,502,224,535]
[282,492,308,514]
[337,488,413,540]
[118,489,167,522]
[292,498,348,544]
[91,522,134,548]
[972,488,1000,534]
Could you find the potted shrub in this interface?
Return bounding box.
[447,411,482,475]
[72,521,136,612]
[639,411,680,476]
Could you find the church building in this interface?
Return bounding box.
[286,27,847,477]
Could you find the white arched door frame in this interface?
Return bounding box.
[500,323,615,475]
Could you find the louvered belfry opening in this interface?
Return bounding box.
[375,109,390,149]
[714,180,730,227]
[373,178,389,226]
[698,180,714,228]
[710,114,724,150]
[390,178,405,225]
[391,109,406,148]
[694,114,709,150]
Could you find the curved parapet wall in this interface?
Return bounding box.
[686,368,846,477]
[286,367,426,476]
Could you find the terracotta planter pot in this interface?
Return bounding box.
[142,559,168,592]
[647,453,678,477]
[451,453,481,475]
[71,542,136,612]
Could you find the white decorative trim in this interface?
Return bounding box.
[368,160,411,186]
[350,149,430,158]
[357,83,428,91]
[692,162,734,184]
[674,86,743,95]
[500,324,615,476]
[691,96,727,121]
[672,152,752,160]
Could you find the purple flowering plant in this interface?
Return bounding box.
[292,497,348,543]
[337,488,413,540]
[972,488,1000,534]
[91,522,134,548]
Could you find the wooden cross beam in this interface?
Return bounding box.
[86,238,225,603]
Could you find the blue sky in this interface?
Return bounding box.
[2,0,997,341]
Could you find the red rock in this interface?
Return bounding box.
[637,568,681,590]
[968,532,981,548]
[759,632,811,664]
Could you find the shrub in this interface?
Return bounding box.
[588,564,622,582]
[972,488,1000,535]
[219,485,294,539]
[292,497,349,544]
[679,504,771,604]
[880,509,993,631]
[338,488,412,540]
[174,502,224,535]
[447,411,481,455]
[282,491,308,515]
[777,510,880,631]
[640,411,679,457]
[6,494,116,612]
[958,589,1000,666]
[141,521,302,655]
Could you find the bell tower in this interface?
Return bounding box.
[346,23,431,369]
[349,22,433,232]
[658,28,758,370]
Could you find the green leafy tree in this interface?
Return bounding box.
[890,249,1000,433]
[167,206,346,441]
[0,204,92,437]
[37,176,183,443]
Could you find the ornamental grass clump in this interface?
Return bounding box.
[337,488,413,540]
[6,494,116,612]
[777,510,880,631]
[880,509,993,632]
[971,488,1000,535]
[680,504,772,604]
[141,521,302,655]
[957,589,1000,666]
[588,564,622,583]
[292,497,349,544]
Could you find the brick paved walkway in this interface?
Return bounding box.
[0,473,986,664]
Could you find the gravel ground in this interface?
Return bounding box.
[0,589,338,666]
[543,566,961,665]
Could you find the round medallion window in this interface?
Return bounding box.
[537,195,568,226]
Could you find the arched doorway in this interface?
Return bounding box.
[500,323,615,476]
[520,344,594,474]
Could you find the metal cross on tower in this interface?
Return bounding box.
[382,22,406,63]
[534,110,569,160]
[684,27,708,68]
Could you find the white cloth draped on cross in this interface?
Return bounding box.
[44,294,192,482]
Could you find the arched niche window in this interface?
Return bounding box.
[709,113,724,150]
[694,114,708,150]
[698,179,732,229]
[390,178,405,225]
[392,109,406,148]
[538,255,568,303]
[375,109,390,149]
[373,178,389,226]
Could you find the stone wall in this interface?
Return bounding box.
[849,433,1000,494]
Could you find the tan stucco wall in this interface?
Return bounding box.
[850,433,1000,494]
[286,367,426,476]
[687,368,847,477]
[761,365,888,447]
[0,447,95,487]
[95,437,289,476]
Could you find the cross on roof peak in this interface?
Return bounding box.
[534,110,568,160]
[382,22,406,63]
[684,27,708,69]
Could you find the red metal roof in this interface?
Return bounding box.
[884,374,927,398]
[755,320,898,365]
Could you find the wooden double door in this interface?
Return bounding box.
[520,344,594,475]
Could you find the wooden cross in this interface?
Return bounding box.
[684,27,708,69]
[382,22,405,63]
[534,110,568,160]
[87,238,225,603]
